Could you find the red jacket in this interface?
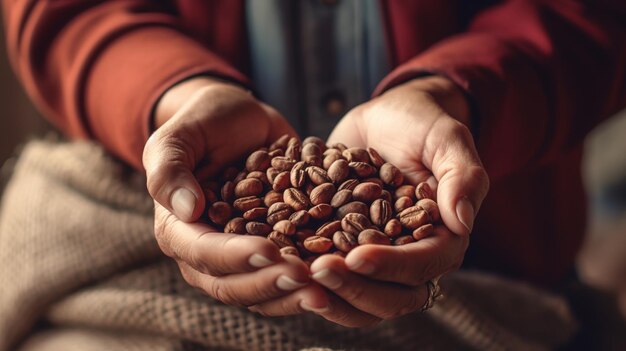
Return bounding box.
[4,0,626,286]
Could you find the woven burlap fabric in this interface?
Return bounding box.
[0,140,577,351]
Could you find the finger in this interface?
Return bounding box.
[327,108,367,148]
[344,226,468,286]
[143,122,205,222]
[155,203,283,275]
[262,104,299,143]
[177,257,310,307]
[248,283,328,317]
[310,255,429,321]
[425,117,489,235]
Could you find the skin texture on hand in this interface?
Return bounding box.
[143,77,328,311]
[270,75,489,327]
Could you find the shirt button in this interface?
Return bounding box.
[322,92,345,116]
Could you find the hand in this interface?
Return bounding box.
[143,77,327,310]
[306,76,489,327]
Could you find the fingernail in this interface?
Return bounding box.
[312,269,343,289]
[300,301,330,313]
[248,253,275,268]
[346,259,375,275]
[456,197,475,234]
[276,275,307,291]
[171,188,196,221]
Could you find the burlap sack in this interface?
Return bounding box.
[0,140,577,351]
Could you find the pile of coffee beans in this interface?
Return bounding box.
[202,135,440,263]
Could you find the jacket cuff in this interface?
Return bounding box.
[85,26,250,170]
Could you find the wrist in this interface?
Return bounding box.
[388,75,471,126]
[153,76,248,130]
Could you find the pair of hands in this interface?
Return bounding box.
[142,75,489,327]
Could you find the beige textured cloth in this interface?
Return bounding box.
[0,140,577,351]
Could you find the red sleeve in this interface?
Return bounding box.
[376,0,626,180]
[2,0,249,170]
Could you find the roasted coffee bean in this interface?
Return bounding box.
[267,202,294,225]
[221,181,235,202]
[394,235,416,245]
[367,147,385,168]
[263,190,283,207]
[315,220,342,238]
[269,134,290,151]
[246,221,272,236]
[303,136,327,152]
[303,236,334,254]
[224,217,247,234]
[271,156,296,171]
[280,246,300,256]
[327,159,349,183]
[395,185,416,200]
[323,148,343,158]
[272,171,291,192]
[331,142,348,152]
[290,161,307,188]
[394,196,414,213]
[233,196,264,212]
[352,182,382,203]
[338,179,359,191]
[336,201,369,219]
[341,213,373,235]
[323,153,343,170]
[362,177,384,187]
[380,163,404,187]
[268,231,295,248]
[289,210,310,227]
[246,171,270,186]
[302,143,321,159]
[358,229,390,245]
[412,223,434,240]
[268,148,284,158]
[306,166,331,185]
[398,206,429,230]
[349,162,377,178]
[330,189,353,208]
[384,218,403,238]
[416,198,440,222]
[208,201,232,226]
[246,150,271,172]
[303,155,322,167]
[342,147,370,163]
[243,207,268,221]
[273,219,296,235]
[310,183,336,205]
[415,182,434,200]
[266,167,280,184]
[284,188,311,211]
[235,178,263,198]
[234,171,248,184]
[285,138,302,161]
[333,231,358,253]
[309,203,333,220]
[370,199,392,227]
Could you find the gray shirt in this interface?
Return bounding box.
[246,0,390,138]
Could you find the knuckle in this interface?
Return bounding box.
[209,281,237,306]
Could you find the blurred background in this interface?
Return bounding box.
[1,12,624,351]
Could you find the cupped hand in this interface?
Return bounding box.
[142,77,327,310]
[306,76,489,327]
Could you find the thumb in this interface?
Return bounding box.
[428,120,489,236]
[143,129,205,222]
